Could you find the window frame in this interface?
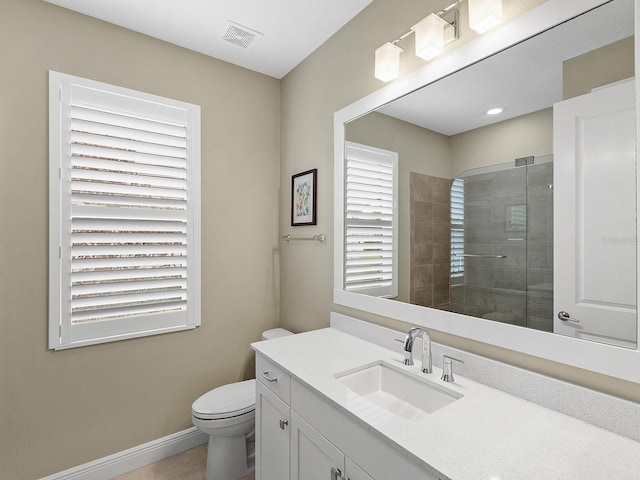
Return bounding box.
[49,71,201,350]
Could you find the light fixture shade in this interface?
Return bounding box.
[412,13,449,61]
[468,0,503,34]
[374,42,403,82]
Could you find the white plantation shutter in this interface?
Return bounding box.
[49,71,201,349]
[450,177,465,278]
[344,142,398,297]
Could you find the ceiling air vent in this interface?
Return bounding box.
[220,21,263,49]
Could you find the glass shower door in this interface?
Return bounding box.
[450,154,553,332]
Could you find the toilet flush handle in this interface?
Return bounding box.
[261,370,278,382]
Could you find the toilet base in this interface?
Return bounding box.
[205,433,254,480]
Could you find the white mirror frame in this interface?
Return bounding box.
[334,0,640,384]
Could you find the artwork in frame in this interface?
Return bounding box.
[291,169,317,226]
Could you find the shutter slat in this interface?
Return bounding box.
[71,194,186,212]
[71,256,188,273]
[72,286,186,310]
[71,131,187,160]
[346,258,393,266]
[346,159,393,173]
[71,144,187,170]
[347,175,393,189]
[345,280,393,291]
[73,278,187,298]
[71,117,187,149]
[72,266,186,283]
[71,104,186,138]
[72,156,187,181]
[71,301,186,324]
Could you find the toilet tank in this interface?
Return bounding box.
[261,328,293,340]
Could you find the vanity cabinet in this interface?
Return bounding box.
[256,353,440,480]
[255,354,292,480]
[291,411,373,480]
[256,382,290,480]
[345,458,375,480]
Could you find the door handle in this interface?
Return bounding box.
[279,418,288,430]
[558,311,580,323]
[330,467,342,480]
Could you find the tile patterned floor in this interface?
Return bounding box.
[112,445,255,480]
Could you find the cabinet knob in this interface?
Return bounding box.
[279,418,288,430]
[330,467,342,480]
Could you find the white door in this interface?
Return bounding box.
[290,412,344,480]
[256,382,290,480]
[553,78,637,348]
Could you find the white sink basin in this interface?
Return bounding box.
[335,361,462,420]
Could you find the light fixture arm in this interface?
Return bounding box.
[386,0,461,48]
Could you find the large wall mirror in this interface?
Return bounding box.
[334,0,640,384]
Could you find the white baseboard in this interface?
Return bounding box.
[40,427,208,480]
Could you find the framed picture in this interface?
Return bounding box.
[291,169,317,226]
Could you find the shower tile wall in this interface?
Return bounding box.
[410,173,452,310]
[450,162,553,331]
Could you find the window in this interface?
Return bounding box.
[450,177,465,278]
[49,71,201,349]
[344,142,398,297]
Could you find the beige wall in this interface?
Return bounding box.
[280,0,640,404]
[563,35,634,99]
[450,108,553,175]
[0,1,280,478]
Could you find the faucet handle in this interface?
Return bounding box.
[441,355,464,383]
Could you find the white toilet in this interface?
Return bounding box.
[192,328,293,480]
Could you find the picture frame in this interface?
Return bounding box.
[291,169,317,226]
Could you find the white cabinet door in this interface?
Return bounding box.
[553,79,637,348]
[256,381,290,480]
[344,458,374,480]
[291,411,344,480]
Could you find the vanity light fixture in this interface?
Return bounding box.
[374,0,503,82]
[412,13,456,61]
[374,42,404,82]
[468,0,503,34]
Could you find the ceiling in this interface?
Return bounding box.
[377,0,633,136]
[43,0,632,133]
[44,0,373,79]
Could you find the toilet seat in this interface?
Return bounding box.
[192,379,256,421]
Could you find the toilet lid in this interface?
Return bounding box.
[192,379,256,420]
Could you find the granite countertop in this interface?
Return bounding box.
[252,327,640,480]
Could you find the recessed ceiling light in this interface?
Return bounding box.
[486,107,504,115]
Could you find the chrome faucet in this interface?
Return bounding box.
[402,327,432,374]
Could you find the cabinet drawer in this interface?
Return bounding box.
[256,354,291,404]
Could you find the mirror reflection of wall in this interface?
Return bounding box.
[343,0,635,348]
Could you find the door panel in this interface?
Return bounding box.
[553,79,637,348]
[291,412,343,480]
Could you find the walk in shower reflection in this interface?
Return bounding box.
[450,155,554,331]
